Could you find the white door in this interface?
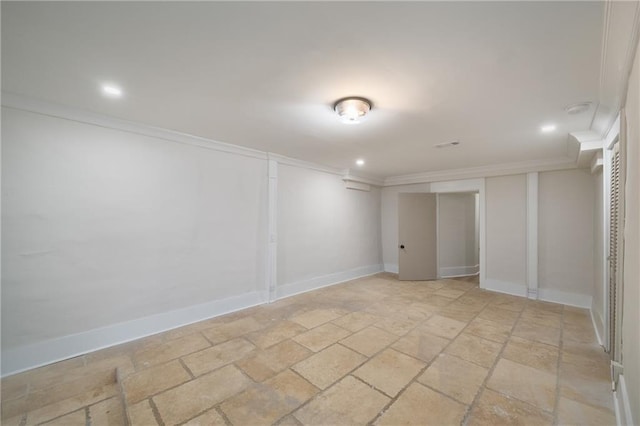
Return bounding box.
[398,193,437,280]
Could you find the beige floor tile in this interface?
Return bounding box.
[353,348,425,397]
[24,357,86,389]
[277,415,303,425]
[236,340,312,382]
[392,331,450,363]
[1,375,30,402]
[24,383,118,426]
[331,311,380,332]
[87,397,125,425]
[467,388,553,426]
[374,314,421,336]
[122,360,190,404]
[434,287,467,299]
[418,353,488,404]
[562,339,608,361]
[221,370,318,425]
[134,333,210,369]
[201,316,265,345]
[290,309,346,329]
[477,306,520,326]
[183,408,227,426]
[292,323,351,352]
[466,317,512,343]
[41,409,86,426]
[502,336,559,374]
[489,296,527,312]
[1,396,27,421]
[182,338,255,376]
[444,332,503,368]
[292,344,366,389]
[127,400,158,425]
[152,365,251,425]
[376,382,466,426]
[339,326,397,356]
[520,308,563,328]
[559,374,613,412]
[437,304,480,322]
[247,321,308,349]
[418,314,467,339]
[557,397,616,426]
[24,372,110,416]
[294,375,389,425]
[528,300,564,313]
[2,414,26,426]
[513,321,561,347]
[421,295,457,309]
[563,322,597,344]
[561,351,610,382]
[563,308,591,326]
[486,358,557,412]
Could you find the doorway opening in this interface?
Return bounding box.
[436,191,480,280]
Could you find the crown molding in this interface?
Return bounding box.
[383,157,577,186]
[342,170,384,187]
[267,152,343,176]
[1,92,268,160]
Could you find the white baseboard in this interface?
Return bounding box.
[440,264,479,278]
[384,263,399,274]
[590,308,605,347]
[537,288,592,308]
[1,290,267,377]
[482,279,528,297]
[614,374,634,426]
[277,264,384,300]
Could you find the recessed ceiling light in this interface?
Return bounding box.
[334,97,372,124]
[356,159,365,166]
[541,124,556,133]
[102,84,123,98]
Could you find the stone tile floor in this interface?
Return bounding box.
[0,274,616,425]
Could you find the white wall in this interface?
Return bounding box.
[380,183,431,273]
[1,107,269,354]
[622,39,640,425]
[592,169,605,341]
[538,169,594,304]
[277,164,382,297]
[484,174,527,294]
[0,105,384,375]
[438,192,478,277]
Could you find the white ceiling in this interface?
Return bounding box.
[2,2,606,178]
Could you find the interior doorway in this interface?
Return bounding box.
[437,192,480,279]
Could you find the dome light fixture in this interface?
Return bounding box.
[334,97,372,124]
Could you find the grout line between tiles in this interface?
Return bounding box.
[459,296,529,425]
[147,397,165,426]
[552,305,567,425]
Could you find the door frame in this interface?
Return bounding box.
[430,179,486,289]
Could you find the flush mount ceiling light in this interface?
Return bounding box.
[334,97,372,124]
[565,101,592,115]
[356,159,365,166]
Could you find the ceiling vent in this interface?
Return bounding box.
[434,140,460,148]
